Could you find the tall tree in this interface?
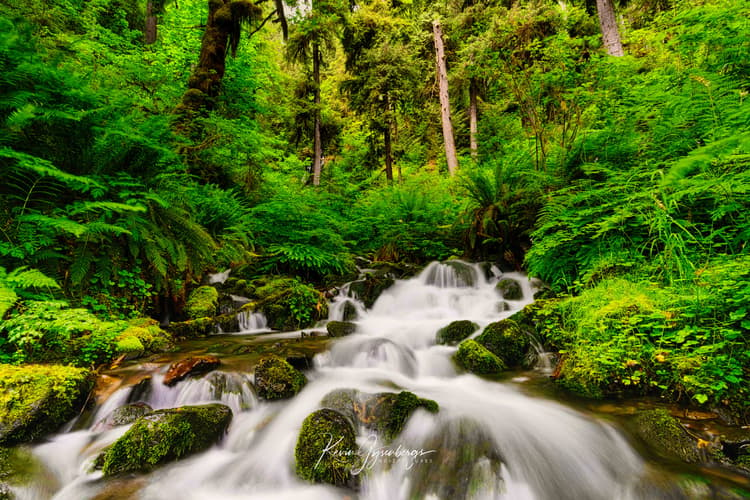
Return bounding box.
[342,0,419,183]
[433,20,459,175]
[287,0,347,186]
[596,0,624,56]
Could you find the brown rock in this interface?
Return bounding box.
[163,356,220,386]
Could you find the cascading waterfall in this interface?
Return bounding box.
[12,261,686,499]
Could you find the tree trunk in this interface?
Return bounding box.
[469,77,479,160]
[312,41,323,187]
[433,20,459,176]
[384,94,393,183]
[177,0,260,114]
[145,0,157,44]
[596,0,624,57]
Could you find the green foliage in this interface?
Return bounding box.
[184,286,219,320]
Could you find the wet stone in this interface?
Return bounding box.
[163,356,221,387]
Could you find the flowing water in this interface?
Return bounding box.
[8,262,740,499]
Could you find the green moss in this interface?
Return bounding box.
[184,286,219,320]
[295,409,361,487]
[0,364,92,446]
[495,278,523,300]
[166,317,215,339]
[475,319,529,366]
[633,409,701,463]
[123,318,172,351]
[254,355,307,400]
[115,335,144,356]
[380,391,439,441]
[326,321,357,338]
[100,403,232,476]
[454,340,506,375]
[436,320,478,345]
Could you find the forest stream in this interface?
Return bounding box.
[9,262,750,500]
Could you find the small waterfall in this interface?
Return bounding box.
[420,260,482,288]
[237,309,268,332]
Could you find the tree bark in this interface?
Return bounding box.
[469,77,479,160]
[145,0,157,44]
[384,94,393,183]
[596,0,624,57]
[312,41,323,186]
[433,20,459,176]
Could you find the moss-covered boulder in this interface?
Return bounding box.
[166,317,215,339]
[163,356,221,386]
[185,286,219,319]
[120,318,172,353]
[254,355,307,400]
[454,340,506,375]
[475,319,529,367]
[99,404,232,476]
[295,408,361,488]
[341,301,358,321]
[495,278,523,300]
[320,389,439,442]
[436,320,479,345]
[632,409,701,463]
[326,321,357,338]
[114,336,144,360]
[0,365,93,446]
[347,275,395,308]
[252,278,328,330]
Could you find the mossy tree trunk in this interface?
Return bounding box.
[177,0,261,116]
[469,77,479,160]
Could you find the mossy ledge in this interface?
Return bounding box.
[254,355,307,400]
[0,364,93,446]
[99,403,232,476]
[454,339,506,375]
[295,408,361,488]
[475,319,529,367]
[184,285,219,320]
[436,320,479,345]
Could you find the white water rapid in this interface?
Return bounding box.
[12,261,670,500]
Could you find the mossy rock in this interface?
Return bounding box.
[114,335,144,360]
[254,356,307,400]
[436,320,479,345]
[376,391,439,441]
[99,403,232,476]
[475,319,529,367]
[295,408,361,488]
[320,389,439,442]
[99,403,153,429]
[454,340,506,375]
[326,321,357,338]
[495,278,523,300]
[166,317,215,339]
[347,275,395,308]
[0,365,93,446]
[632,409,701,464]
[341,301,358,321]
[184,286,219,320]
[122,318,173,352]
